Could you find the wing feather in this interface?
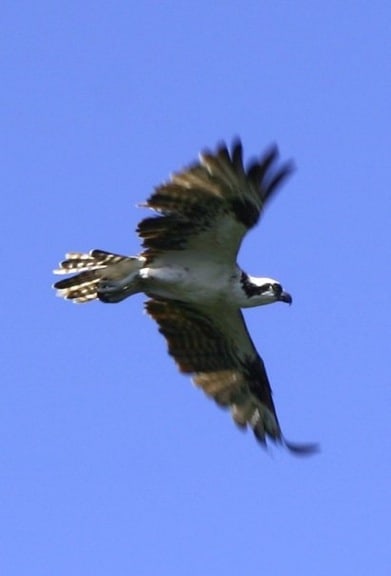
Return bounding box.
[145,298,316,453]
[145,299,317,454]
[138,140,293,264]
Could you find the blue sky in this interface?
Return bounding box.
[2,2,390,574]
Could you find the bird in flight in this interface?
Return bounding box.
[53,139,317,455]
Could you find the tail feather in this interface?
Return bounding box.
[53,249,142,303]
[54,250,129,275]
[54,270,106,302]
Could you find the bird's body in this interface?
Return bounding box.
[53,140,317,454]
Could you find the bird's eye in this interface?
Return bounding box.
[273,283,282,296]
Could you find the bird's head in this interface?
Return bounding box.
[240,272,292,307]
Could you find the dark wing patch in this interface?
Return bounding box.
[145,298,235,373]
[145,298,316,453]
[138,140,293,263]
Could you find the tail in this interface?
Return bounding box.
[53,249,144,303]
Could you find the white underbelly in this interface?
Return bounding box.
[139,264,234,304]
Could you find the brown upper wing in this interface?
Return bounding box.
[138,140,293,265]
[145,298,317,454]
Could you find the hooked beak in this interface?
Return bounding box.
[279,291,293,305]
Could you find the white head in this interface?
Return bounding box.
[240,272,292,308]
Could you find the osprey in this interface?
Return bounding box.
[53,140,317,454]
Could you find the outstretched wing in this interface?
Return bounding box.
[146,298,316,454]
[138,140,293,265]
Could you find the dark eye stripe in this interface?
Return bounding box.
[240,272,274,297]
[272,283,282,296]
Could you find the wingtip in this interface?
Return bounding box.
[283,438,320,456]
[253,429,320,456]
